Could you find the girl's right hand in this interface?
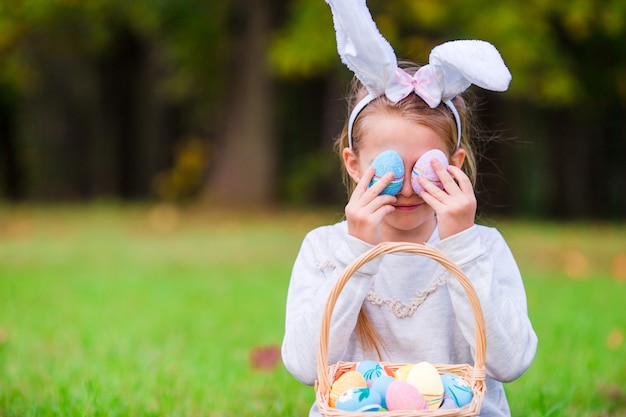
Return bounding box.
[345,166,397,245]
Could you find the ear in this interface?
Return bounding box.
[342,147,362,182]
[450,147,466,168]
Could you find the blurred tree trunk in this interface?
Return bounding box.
[544,15,626,219]
[0,85,21,200]
[98,26,148,199]
[208,0,278,205]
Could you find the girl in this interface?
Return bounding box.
[281,1,537,416]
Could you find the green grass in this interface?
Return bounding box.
[496,221,626,416]
[0,205,625,416]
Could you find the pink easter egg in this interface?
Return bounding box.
[385,380,427,411]
[411,149,449,196]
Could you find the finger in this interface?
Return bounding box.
[347,194,396,219]
[447,166,477,210]
[417,175,449,202]
[365,171,396,198]
[418,182,446,215]
[349,169,396,210]
[354,166,376,194]
[430,159,460,195]
[365,193,397,212]
[447,165,473,194]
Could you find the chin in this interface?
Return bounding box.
[386,208,435,233]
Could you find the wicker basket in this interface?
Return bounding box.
[315,242,487,416]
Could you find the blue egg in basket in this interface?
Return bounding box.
[371,374,396,410]
[441,373,473,408]
[335,387,383,412]
[357,360,386,387]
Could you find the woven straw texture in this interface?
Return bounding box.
[315,242,487,416]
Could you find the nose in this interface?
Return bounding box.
[398,162,416,197]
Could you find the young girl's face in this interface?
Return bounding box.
[345,113,465,241]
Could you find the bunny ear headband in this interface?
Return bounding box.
[325,0,512,149]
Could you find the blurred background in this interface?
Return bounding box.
[0,0,624,219]
[1,3,625,415]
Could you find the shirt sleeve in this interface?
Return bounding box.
[281,227,381,385]
[434,225,538,382]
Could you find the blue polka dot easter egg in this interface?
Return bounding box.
[335,387,383,412]
[440,373,473,408]
[369,150,404,196]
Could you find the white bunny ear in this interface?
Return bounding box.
[324,0,512,149]
[430,40,512,101]
[325,0,398,96]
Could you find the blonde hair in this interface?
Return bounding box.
[334,63,479,358]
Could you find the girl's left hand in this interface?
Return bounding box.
[417,159,477,240]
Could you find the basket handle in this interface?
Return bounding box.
[316,242,487,393]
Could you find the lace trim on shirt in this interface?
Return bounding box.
[315,260,336,272]
[366,274,447,318]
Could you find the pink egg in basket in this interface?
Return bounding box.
[385,380,427,411]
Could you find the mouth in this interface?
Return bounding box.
[393,203,422,211]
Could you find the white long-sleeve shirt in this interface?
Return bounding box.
[282,221,537,417]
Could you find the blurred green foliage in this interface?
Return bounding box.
[0,0,230,103]
[4,0,623,112]
[270,0,626,106]
[0,0,624,217]
[267,0,625,218]
[152,136,208,202]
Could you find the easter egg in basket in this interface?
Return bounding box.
[441,372,473,408]
[394,363,414,381]
[371,374,395,410]
[356,360,387,387]
[335,387,383,412]
[386,380,427,411]
[406,361,444,409]
[329,370,367,407]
